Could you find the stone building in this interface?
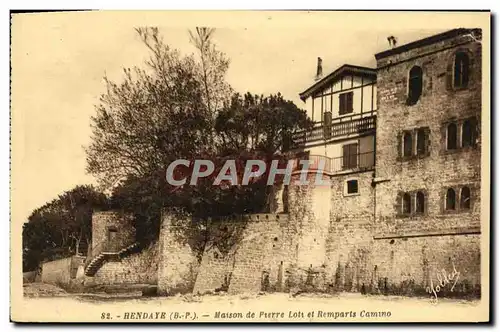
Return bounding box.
[55,28,481,297]
[286,28,482,295]
[371,28,482,293]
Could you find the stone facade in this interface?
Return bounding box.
[192,214,293,295]
[91,243,158,285]
[157,212,201,295]
[80,29,482,298]
[41,255,84,286]
[91,211,136,255]
[372,28,482,294]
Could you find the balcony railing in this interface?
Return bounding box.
[292,111,376,147]
[291,151,375,175]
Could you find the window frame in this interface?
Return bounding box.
[402,131,413,157]
[323,111,333,139]
[402,193,412,215]
[415,191,425,214]
[344,178,360,197]
[442,117,479,154]
[339,91,354,115]
[443,185,474,214]
[446,123,458,151]
[399,127,430,160]
[342,142,359,170]
[445,188,456,211]
[416,128,427,156]
[460,186,471,210]
[397,190,427,218]
[461,118,477,148]
[453,51,470,89]
[407,66,423,106]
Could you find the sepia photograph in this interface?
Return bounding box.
[9,10,490,323]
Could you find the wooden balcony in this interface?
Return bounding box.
[292,111,376,148]
[292,151,375,175]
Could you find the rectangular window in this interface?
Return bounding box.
[403,132,413,157]
[346,179,359,194]
[342,143,358,169]
[339,92,353,115]
[416,128,430,155]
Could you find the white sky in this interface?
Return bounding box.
[11,11,488,225]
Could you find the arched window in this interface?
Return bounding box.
[446,188,456,211]
[408,66,423,105]
[460,186,471,210]
[454,52,469,88]
[462,119,474,148]
[416,191,425,214]
[447,123,457,150]
[402,193,411,214]
[403,132,413,157]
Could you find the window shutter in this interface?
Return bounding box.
[339,94,345,115]
[347,92,353,112]
[342,144,349,169]
[323,112,332,139]
[350,143,358,168]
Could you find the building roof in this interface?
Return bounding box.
[375,28,482,60]
[299,64,376,101]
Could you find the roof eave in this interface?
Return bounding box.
[375,28,482,60]
[299,64,376,101]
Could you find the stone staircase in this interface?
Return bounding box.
[84,242,141,277]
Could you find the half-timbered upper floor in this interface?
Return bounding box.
[293,64,377,148]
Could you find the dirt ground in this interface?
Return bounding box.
[23,282,68,297]
[15,284,485,323]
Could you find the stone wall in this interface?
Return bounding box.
[372,29,482,296]
[374,29,481,231]
[91,243,158,285]
[372,234,480,296]
[157,211,202,296]
[41,255,84,286]
[91,211,135,255]
[193,214,292,295]
[288,173,331,270]
[326,171,375,291]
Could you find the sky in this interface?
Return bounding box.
[10,11,487,226]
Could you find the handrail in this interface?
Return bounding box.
[292,113,377,147]
[309,109,377,126]
[291,151,375,174]
[84,240,120,266]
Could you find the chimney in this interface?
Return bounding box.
[315,57,323,81]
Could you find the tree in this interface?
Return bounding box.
[189,27,232,120]
[211,92,313,214]
[86,27,213,188]
[215,92,312,155]
[87,28,313,246]
[22,185,109,271]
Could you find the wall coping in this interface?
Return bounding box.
[373,226,480,240]
[207,213,289,223]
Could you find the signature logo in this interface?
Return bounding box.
[426,263,460,303]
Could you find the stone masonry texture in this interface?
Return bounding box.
[373,29,482,294]
[91,211,136,255]
[80,30,482,298]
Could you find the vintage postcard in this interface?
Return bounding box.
[10,10,490,323]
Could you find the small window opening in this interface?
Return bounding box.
[347,179,359,194]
